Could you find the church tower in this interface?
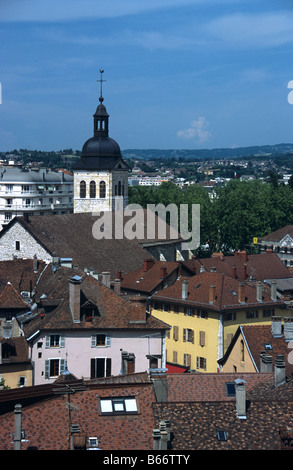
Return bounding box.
[73,70,129,213]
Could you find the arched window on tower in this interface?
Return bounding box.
[100,181,106,199]
[80,180,86,198]
[118,181,122,196]
[90,181,96,198]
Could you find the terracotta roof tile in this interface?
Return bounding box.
[0,282,29,309]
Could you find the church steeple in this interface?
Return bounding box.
[93,69,109,138]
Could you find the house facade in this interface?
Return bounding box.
[23,265,170,385]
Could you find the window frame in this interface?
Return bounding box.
[99,396,138,415]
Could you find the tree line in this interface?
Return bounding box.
[129,179,293,256]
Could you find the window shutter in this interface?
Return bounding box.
[60,359,66,374]
[199,331,205,347]
[91,335,97,347]
[106,358,112,377]
[45,360,50,379]
[196,357,199,369]
[190,329,194,344]
[173,326,179,341]
[45,336,50,348]
[173,351,178,363]
[183,328,186,342]
[203,358,207,370]
[60,335,65,348]
[106,335,111,347]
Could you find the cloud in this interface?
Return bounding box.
[177,117,211,143]
[204,11,293,48]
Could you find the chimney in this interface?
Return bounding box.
[284,317,293,342]
[182,280,188,300]
[209,285,215,304]
[271,316,282,337]
[256,281,262,302]
[234,378,247,419]
[101,272,111,288]
[242,264,247,280]
[232,266,237,279]
[159,421,168,450]
[14,404,22,450]
[160,266,167,278]
[69,275,82,323]
[260,352,273,372]
[143,258,155,272]
[129,298,147,324]
[116,270,123,280]
[271,280,277,301]
[238,282,246,304]
[113,278,121,295]
[153,429,161,450]
[275,354,286,387]
[33,255,38,273]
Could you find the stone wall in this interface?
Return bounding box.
[0,222,51,262]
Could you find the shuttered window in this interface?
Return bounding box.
[44,358,66,379]
[199,331,205,347]
[196,357,207,370]
[173,326,179,341]
[45,335,65,348]
[91,334,111,347]
[183,328,194,343]
[91,358,111,378]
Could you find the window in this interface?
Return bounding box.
[91,334,111,347]
[15,241,20,251]
[196,356,207,370]
[21,185,30,193]
[240,339,245,362]
[263,308,274,317]
[88,437,99,449]
[184,353,191,367]
[185,307,194,316]
[80,180,86,198]
[99,181,106,198]
[45,335,65,348]
[18,376,27,387]
[5,184,13,193]
[225,382,236,397]
[217,430,227,442]
[183,328,194,343]
[246,309,258,319]
[91,357,111,378]
[90,181,96,198]
[198,309,208,319]
[100,397,137,415]
[223,312,236,321]
[45,358,66,378]
[5,212,12,221]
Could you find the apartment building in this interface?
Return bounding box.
[0,163,73,228]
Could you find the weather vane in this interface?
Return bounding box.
[97,68,106,101]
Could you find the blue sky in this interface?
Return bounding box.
[1,0,293,152]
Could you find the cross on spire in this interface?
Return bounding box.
[97,68,106,102]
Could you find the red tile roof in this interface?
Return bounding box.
[151,271,284,311]
[0,282,29,309]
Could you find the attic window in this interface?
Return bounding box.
[225,382,236,397]
[264,343,273,350]
[99,397,138,415]
[217,430,227,442]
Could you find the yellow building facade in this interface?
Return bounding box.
[151,273,291,373]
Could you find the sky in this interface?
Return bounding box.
[1,0,293,152]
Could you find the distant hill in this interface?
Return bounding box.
[123,143,293,161]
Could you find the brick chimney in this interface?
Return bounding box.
[143,258,155,272]
[242,264,247,280]
[232,266,237,279]
[128,297,147,323]
[116,270,123,280]
[238,282,246,304]
[234,378,247,419]
[275,354,286,387]
[209,285,215,304]
[160,266,167,278]
[69,275,82,323]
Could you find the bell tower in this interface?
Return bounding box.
[73,70,129,214]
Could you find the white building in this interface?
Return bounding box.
[0,163,73,228]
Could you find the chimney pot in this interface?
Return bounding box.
[260,352,273,372]
[234,378,247,419]
[160,266,167,278]
[101,271,111,288]
[143,258,155,272]
[275,354,286,387]
[256,281,262,302]
[182,280,188,300]
[113,278,121,295]
[238,282,246,304]
[69,275,82,323]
